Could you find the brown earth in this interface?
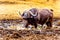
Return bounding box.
[0,28,60,40]
[0,19,59,40]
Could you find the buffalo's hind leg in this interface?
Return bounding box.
[46,22,52,29]
[46,19,52,29]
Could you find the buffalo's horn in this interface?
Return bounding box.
[19,11,21,15]
[29,11,37,16]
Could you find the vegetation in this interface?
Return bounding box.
[0,0,60,20]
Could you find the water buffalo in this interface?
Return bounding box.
[21,8,53,29]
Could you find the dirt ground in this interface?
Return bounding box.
[0,28,60,40]
[0,19,59,40]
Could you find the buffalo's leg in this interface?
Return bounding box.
[46,22,52,29]
[46,19,52,29]
[33,23,37,29]
[23,20,29,28]
[25,22,29,28]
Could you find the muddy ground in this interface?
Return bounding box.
[0,28,60,40]
[0,19,60,40]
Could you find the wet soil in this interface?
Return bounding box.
[0,19,60,40]
[0,28,60,40]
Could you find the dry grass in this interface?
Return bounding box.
[0,0,59,20]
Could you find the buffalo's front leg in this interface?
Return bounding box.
[25,22,29,28]
[22,20,29,28]
[33,23,37,28]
